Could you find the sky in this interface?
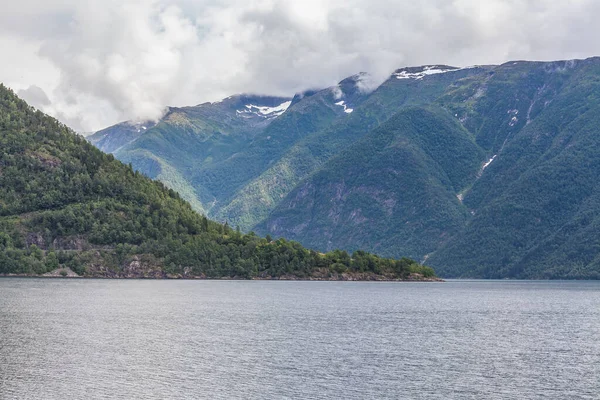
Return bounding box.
[2,0,600,132]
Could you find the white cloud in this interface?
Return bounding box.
[17,85,51,108]
[1,0,600,131]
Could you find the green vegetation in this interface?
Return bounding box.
[93,70,476,232]
[0,84,435,280]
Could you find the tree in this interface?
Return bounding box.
[45,251,60,271]
[29,245,44,261]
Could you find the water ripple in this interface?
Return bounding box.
[1,279,599,399]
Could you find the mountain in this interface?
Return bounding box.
[427,58,600,279]
[89,95,293,214]
[0,84,435,280]
[91,67,481,227]
[262,58,600,279]
[91,57,600,279]
[256,106,484,261]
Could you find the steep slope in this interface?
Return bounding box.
[191,87,347,208]
[90,95,290,154]
[95,66,485,231]
[90,77,367,221]
[256,106,485,260]
[428,58,600,278]
[0,85,436,280]
[87,120,157,154]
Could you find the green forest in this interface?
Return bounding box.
[0,84,436,280]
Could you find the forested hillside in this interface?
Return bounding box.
[0,85,436,280]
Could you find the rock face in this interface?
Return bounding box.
[26,233,45,248]
[121,256,165,278]
[52,236,88,251]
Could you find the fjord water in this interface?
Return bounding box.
[1,279,599,399]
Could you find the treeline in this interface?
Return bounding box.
[0,220,435,279]
[0,84,436,279]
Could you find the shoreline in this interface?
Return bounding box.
[0,273,444,282]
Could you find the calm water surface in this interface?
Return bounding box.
[1,279,599,399]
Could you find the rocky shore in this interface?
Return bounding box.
[2,269,443,282]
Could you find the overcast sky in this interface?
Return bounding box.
[2,0,600,132]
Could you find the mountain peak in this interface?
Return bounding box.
[290,89,321,107]
[338,71,370,84]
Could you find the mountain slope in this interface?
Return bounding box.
[87,120,157,154]
[0,84,435,280]
[255,106,485,259]
[428,58,600,278]
[89,95,292,213]
[93,67,485,231]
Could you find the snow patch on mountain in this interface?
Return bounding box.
[335,100,353,114]
[393,66,461,80]
[236,101,292,118]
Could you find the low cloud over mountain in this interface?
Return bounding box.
[2,0,600,131]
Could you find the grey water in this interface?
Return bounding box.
[1,279,599,399]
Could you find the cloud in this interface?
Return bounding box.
[37,1,199,130]
[17,85,51,108]
[2,0,600,131]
